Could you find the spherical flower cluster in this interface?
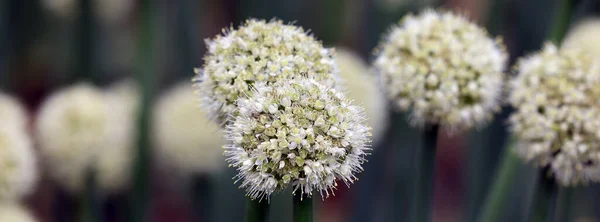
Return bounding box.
[41,0,134,24]
[0,94,37,201]
[563,18,600,59]
[374,9,507,131]
[194,19,338,122]
[0,203,38,222]
[153,83,226,176]
[36,83,109,192]
[224,78,371,200]
[94,80,138,192]
[509,43,600,186]
[335,48,388,143]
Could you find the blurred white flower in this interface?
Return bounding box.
[563,18,600,59]
[94,80,138,193]
[0,203,38,222]
[36,83,109,192]
[0,93,37,201]
[153,83,226,177]
[194,19,338,122]
[41,0,76,18]
[335,48,388,143]
[374,9,507,132]
[224,78,371,200]
[509,43,600,186]
[0,94,29,131]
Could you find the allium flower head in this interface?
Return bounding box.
[36,83,109,192]
[374,9,507,131]
[42,0,134,23]
[509,43,600,186]
[194,19,338,122]
[563,18,600,59]
[224,78,371,200]
[0,94,29,131]
[0,94,37,200]
[335,48,388,143]
[153,83,226,176]
[0,203,38,222]
[94,80,138,192]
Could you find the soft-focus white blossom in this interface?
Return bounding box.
[153,83,226,176]
[0,93,37,201]
[224,78,371,200]
[95,80,138,192]
[36,83,109,192]
[509,43,600,186]
[42,0,134,24]
[0,94,29,131]
[374,9,507,132]
[194,19,338,122]
[563,18,600,59]
[0,203,38,222]
[335,48,388,143]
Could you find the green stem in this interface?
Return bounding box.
[130,0,154,221]
[410,124,439,222]
[477,138,520,222]
[191,176,213,222]
[246,198,269,222]
[293,194,313,222]
[74,0,94,82]
[549,0,573,45]
[527,170,558,222]
[553,186,573,222]
[80,170,100,222]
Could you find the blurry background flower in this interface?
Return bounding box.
[0,93,37,201]
[94,80,139,193]
[36,83,109,192]
[335,48,388,143]
[374,9,507,132]
[0,203,38,222]
[509,43,600,186]
[41,0,134,24]
[562,18,600,59]
[224,78,371,200]
[153,82,226,178]
[194,19,338,122]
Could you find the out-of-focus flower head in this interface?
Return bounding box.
[374,9,507,132]
[224,78,371,201]
[509,43,600,186]
[563,18,600,59]
[335,48,388,143]
[153,83,226,177]
[41,0,134,24]
[0,93,37,201]
[94,80,138,193]
[194,19,338,123]
[36,83,109,192]
[0,203,38,222]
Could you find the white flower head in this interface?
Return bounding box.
[42,0,134,24]
[0,203,38,222]
[0,94,37,200]
[335,48,388,143]
[0,93,29,131]
[563,18,600,59]
[94,80,139,193]
[36,83,110,192]
[374,9,507,132]
[509,43,600,186]
[224,78,371,201]
[153,83,226,176]
[194,19,338,123]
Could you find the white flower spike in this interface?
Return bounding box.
[374,9,507,132]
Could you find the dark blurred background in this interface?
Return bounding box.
[3,0,600,221]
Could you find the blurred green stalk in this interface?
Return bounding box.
[476,137,519,222]
[191,176,214,222]
[554,187,574,222]
[130,0,155,221]
[410,124,439,222]
[246,198,269,222]
[293,194,312,222]
[80,169,101,222]
[549,0,573,45]
[74,0,95,82]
